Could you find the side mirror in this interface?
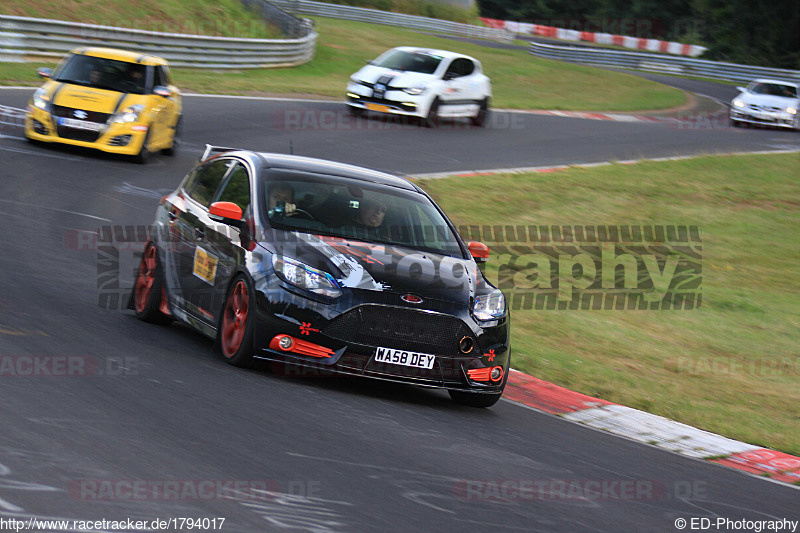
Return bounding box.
[210,202,255,250]
[153,85,171,97]
[443,72,456,81]
[37,67,52,79]
[468,241,490,264]
[209,201,243,226]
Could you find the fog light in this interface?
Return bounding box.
[279,336,294,350]
[458,336,474,354]
[490,366,504,382]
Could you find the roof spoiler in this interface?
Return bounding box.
[201,144,240,161]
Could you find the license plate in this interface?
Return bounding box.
[366,103,390,113]
[58,117,102,131]
[374,347,435,370]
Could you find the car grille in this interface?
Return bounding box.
[748,104,782,112]
[52,105,110,142]
[323,305,476,355]
[52,105,111,123]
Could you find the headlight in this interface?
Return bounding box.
[733,99,745,108]
[109,104,144,124]
[402,87,427,95]
[473,290,506,321]
[787,107,797,115]
[32,88,51,111]
[272,256,342,298]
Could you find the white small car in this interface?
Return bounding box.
[346,47,492,127]
[730,79,799,130]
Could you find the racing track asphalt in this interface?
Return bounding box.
[0,87,798,532]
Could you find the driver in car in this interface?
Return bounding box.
[267,183,297,216]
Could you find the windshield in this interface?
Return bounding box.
[54,54,148,94]
[373,50,442,75]
[749,82,797,98]
[262,171,463,257]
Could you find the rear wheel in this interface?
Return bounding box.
[471,98,489,127]
[134,243,171,324]
[218,275,256,368]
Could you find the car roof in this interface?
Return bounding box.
[390,46,476,62]
[749,78,800,88]
[69,47,169,66]
[204,148,418,191]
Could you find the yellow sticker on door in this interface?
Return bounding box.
[193,246,218,285]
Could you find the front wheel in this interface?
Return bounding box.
[163,116,182,156]
[449,389,503,408]
[218,275,256,368]
[424,98,440,128]
[133,129,151,164]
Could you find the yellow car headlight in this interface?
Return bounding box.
[109,104,145,124]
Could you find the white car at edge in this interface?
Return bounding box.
[729,79,800,130]
[346,46,492,127]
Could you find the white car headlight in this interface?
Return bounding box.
[32,88,51,111]
[109,104,144,124]
[787,107,797,115]
[473,290,506,321]
[273,255,342,298]
[733,98,745,108]
[402,87,427,95]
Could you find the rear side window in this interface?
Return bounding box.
[184,160,234,207]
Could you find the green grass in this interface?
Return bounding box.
[0,17,686,111]
[418,152,800,455]
[1,0,281,38]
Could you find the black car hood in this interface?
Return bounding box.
[264,232,477,306]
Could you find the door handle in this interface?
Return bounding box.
[193,227,205,240]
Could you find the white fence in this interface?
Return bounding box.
[269,0,512,42]
[0,14,317,68]
[529,41,800,83]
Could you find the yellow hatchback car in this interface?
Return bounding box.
[25,47,182,164]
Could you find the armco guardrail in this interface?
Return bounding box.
[0,14,317,68]
[529,41,800,84]
[269,0,512,42]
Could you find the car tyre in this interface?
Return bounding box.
[449,389,503,408]
[218,275,256,368]
[133,242,172,325]
[348,105,365,117]
[471,98,489,127]
[163,116,182,156]
[133,129,151,164]
[424,98,440,128]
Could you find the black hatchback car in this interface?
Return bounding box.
[134,146,510,407]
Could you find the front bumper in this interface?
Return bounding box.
[25,106,147,155]
[346,82,427,118]
[730,107,798,129]
[252,282,510,393]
